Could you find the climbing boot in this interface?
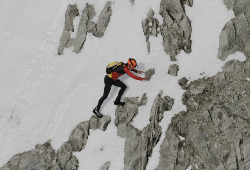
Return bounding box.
[114,101,125,106]
[93,107,103,118]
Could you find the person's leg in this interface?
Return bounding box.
[96,76,113,111]
[113,79,127,103]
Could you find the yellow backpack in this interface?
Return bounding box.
[106,61,125,78]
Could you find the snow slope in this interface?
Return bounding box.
[0,0,243,169]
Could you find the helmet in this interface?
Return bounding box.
[128,58,137,68]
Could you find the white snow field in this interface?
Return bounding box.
[0,0,243,169]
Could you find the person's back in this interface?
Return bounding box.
[93,58,148,118]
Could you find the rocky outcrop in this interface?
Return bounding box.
[58,2,112,55]
[142,9,160,53]
[0,141,59,170]
[115,92,174,170]
[58,5,79,55]
[156,59,250,170]
[145,68,155,80]
[157,2,250,169]
[218,14,250,60]
[56,142,78,170]
[100,161,110,170]
[160,0,193,61]
[68,115,111,152]
[178,77,189,90]
[142,0,193,60]
[223,0,250,17]
[218,0,250,60]
[0,115,111,170]
[168,64,179,76]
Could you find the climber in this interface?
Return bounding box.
[93,58,148,118]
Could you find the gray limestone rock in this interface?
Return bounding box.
[218,19,237,61]
[142,9,160,53]
[145,68,155,80]
[178,77,189,90]
[168,64,179,76]
[1,114,111,170]
[71,4,96,54]
[94,1,112,38]
[224,0,250,17]
[190,84,206,95]
[142,2,192,59]
[157,58,250,170]
[90,115,111,131]
[156,125,180,170]
[0,141,56,170]
[140,93,148,106]
[68,121,90,152]
[67,115,111,152]
[57,142,77,170]
[218,14,250,60]
[115,92,174,170]
[58,2,112,55]
[219,0,250,60]
[100,161,110,170]
[58,4,79,55]
[159,0,193,61]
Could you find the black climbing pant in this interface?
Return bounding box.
[97,75,127,110]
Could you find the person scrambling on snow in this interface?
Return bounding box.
[93,58,148,118]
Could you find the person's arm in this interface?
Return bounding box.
[123,66,143,81]
[131,68,137,73]
[132,68,145,74]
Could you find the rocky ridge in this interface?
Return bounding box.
[58,2,112,55]
[156,59,250,170]
[0,116,111,170]
[115,92,175,170]
[155,1,250,169]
